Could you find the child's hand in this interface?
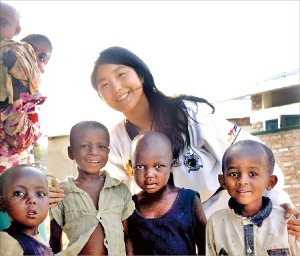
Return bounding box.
[49,178,65,208]
[2,50,17,70]
[281,203,300,241]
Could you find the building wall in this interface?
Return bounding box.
[47,136,77,181]
[255,128,300,208]
[251,94,264,132]
[251,93,300,208]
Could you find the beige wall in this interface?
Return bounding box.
[47,136,77,181]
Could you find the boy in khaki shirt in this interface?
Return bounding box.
[50,121,134,255]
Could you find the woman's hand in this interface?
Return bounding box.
[281,203,300,241]
[49,178,65,208]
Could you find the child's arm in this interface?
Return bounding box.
[194,195,207,255]
[49,178,65,208]
[49,219,63,253]
[281,203,300,240]
[122,219,134,256]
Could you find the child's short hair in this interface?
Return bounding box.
[21,34,53,51]
[222,140,275,175]
[0,164,47,200]
[69,121,110,146]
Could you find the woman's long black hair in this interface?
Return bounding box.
[91,46,214,159]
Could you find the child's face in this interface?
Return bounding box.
[132,137,173,193]
[4,168,49,229]
[68,127,109,173]
[31,41,52,74]
[220,147,276,212]
[0,4,20,40]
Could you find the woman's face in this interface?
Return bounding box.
[95,63,145,114]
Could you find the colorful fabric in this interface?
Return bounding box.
[0,39,41,104]
[0,92,46,173]
[206,197,300,255]
[50,171,135,256]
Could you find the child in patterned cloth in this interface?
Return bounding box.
[0,0,52,241]
[0,2,52,172]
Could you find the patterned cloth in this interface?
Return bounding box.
[0,39,41,104]
[0,92,46,173]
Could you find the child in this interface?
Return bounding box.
[0,32,52,238]
[0,164,53,256]
[0,2,52,174]
[0,1,41,110]
[49,121,135,255]
[21,34,52,75]
[206,140,300,255]
[127,131,207,255]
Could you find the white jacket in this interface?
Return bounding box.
[105,100,291,218]
[206,200,299,255]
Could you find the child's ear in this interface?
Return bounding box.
[15,25,21,36]
[0,196,7,212]
[266,175,278,191]
[218,174,226,189]
[67,146,74,160]
[171,158,176,167]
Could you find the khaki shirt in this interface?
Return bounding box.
[50,171,135,256]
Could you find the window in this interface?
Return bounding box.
[281,115,300,128]
[266,119,278,131]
